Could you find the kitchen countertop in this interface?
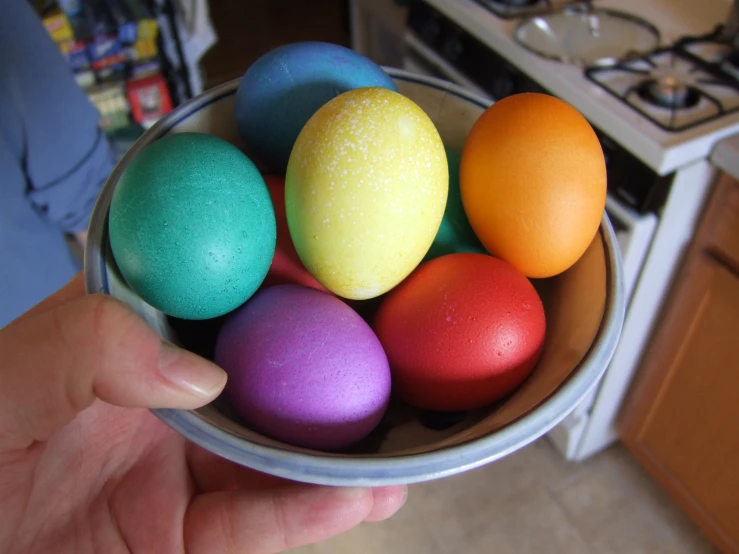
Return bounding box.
[711,134,739,180]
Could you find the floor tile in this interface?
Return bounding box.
[480,487,592,554]
[550,448,641,532]
[289,493,444,554]
[552,445,719,554]
[412,443,551,550]
[287,440,720,554]
[586,498,719,554]
[449,525,519,554]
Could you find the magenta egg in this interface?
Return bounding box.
[214,284,391,451]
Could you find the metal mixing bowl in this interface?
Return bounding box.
[85,68,625,486]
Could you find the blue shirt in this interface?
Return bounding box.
[1,0,115,328]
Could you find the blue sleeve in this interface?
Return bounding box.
[0,0,115,233]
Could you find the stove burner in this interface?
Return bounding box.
[638,76,701,110]
[586,42,739,132]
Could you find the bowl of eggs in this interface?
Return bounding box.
[85,42,625,486]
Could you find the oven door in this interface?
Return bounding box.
[604,196,658,305]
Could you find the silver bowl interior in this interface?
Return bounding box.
[84,69,625,486]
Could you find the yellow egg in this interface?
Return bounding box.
[285,87,448,300]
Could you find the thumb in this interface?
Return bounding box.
[0,273,227,451]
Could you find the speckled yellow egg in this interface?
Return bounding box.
[285,87,448,300]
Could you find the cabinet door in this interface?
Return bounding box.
[620,176,739,553]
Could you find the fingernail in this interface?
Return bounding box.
[158,341,227,398]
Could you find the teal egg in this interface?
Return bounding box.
[424,147,486,261]
[108,132,277,320]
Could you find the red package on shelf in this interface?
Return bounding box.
[126,72,173,127]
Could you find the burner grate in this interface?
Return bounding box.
[675,25,739,82]
[585,45,739,132]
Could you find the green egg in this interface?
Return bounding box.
[424,147,486,262]
[108,132,277,320]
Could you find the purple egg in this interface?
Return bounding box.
[214,284,391,451]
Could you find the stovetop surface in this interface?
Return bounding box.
[420,0,739,174]
[585,30,739,133]
[677,27,739,81]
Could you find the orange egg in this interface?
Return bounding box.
[460,93,606,278]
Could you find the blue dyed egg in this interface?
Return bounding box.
[108,132,277,320]
[234,41,398,172]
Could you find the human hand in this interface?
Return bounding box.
[0,273,406,553]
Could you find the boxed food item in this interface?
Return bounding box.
[37,0,175,131]
[126,72,173,127]
[41,8,74,42]
[86,81,131,131]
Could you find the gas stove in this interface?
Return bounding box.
[584,34,739,133]
[409,0,739,174]
[472,0,739,134]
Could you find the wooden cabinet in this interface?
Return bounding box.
[201,0,351,89]
[620,173,739,553]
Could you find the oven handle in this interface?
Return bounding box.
[605,195,658,306]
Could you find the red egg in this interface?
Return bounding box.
[261,175,328,292]
[373,253,546,411]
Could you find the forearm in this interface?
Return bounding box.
[1,1,114,236]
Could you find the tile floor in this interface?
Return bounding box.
[290,439,719,554]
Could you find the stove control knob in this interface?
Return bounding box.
[490,74,514,99]
[441,36,464,63]
[420,18,441,45]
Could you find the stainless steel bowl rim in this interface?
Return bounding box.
[84,68,626,486]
